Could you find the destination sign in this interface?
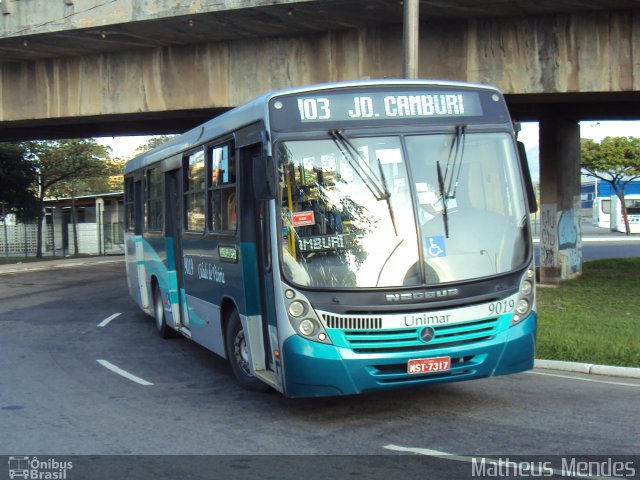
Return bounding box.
[298,234,348,253]
[270,88,488,128]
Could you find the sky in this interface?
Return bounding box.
[517,120,640,183]
[517,120,640,150]
[96,135,155,160]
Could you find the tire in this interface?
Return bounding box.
[153,284,173,339]
[225,310,270,392]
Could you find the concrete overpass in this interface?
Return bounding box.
[1,0,639,282]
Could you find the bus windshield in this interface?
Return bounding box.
[278,132,529,288]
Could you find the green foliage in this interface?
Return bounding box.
[0,142,39,220]
[580,136,640,182]
[24,138,113,198]
[134,135,176,157]
[581,136,640,234]
[537,258,640,367]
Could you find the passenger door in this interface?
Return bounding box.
[238,141,279,386]
[165,168,188,329]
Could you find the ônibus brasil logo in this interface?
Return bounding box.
[8,456,73,480]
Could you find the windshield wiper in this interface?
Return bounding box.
[377,158,398,236]
[436,125,466,239]
[443,125,467,199]
[330,129,398,236]
[436,160,449,238]
[329,130,388,201]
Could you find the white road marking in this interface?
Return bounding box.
[96,359,154,386]
[527,370,640,388]
[97,313,121,328]
[384,444,469,461]
[383,444,619,480]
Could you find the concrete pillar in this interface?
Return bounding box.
[538,117,583,284]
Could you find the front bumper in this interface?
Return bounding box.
[281,312,537,398]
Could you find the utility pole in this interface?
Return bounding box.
[1,202,8,262]
[51,207,57,258]
[402,0,420,79]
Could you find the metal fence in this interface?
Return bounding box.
[0,221,124,259]
[0,223,40,257]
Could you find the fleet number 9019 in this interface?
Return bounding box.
[487,299,516,315]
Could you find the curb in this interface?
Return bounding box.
[532,237,640,244]
[0,257,124,276]
[535,359,640,379]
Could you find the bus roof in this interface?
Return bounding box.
[124,79,501,175]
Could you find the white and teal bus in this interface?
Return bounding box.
[124,80,538,397]
[594,195,640,233]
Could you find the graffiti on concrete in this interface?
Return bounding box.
[559,206,582,276]
[540,204,557,268]
[558,209,578,250]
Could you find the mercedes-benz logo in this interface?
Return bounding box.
[419,326,436,343]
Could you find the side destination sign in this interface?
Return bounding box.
[270,88,485,126]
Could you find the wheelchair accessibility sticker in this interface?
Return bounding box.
[425,236,446,258]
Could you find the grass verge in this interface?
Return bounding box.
[537,258,640,368]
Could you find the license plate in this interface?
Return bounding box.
[407,356,451,374]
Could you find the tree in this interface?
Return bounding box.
[24,139,112,257]
[49,155,123,198]
[134,135,175,156]
[0,143,39,221]
[581,136,640,235]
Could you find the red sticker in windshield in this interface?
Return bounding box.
[292,211,315,227]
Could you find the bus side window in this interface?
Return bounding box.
[184,150,206,232]
[208,143,237,233]
[146,167,163,231]
[125,177,135,232]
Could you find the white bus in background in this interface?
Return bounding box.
[594,194,640,233]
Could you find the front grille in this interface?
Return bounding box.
[341,317,499,353]
[322,314,383,330]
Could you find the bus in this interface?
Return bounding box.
[124,79,538,398]
[594,195,640,233]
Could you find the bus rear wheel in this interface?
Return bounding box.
[225,310,270,392]
[153,284,173,339]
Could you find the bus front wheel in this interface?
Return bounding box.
[225,310,270,392]
[153,284,173,339]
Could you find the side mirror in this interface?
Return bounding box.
[517,141,538,214]
[253,139,277,200]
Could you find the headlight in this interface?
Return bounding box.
[283,284,333,344]
[520,280,533,296]
[288,300,306,317]
[298,319,316,337]
[511,264,536,326]
[515,298,530,316]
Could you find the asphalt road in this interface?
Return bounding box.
[580,241,640,261]
[1,263,639,479]
[534,241,640,265]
